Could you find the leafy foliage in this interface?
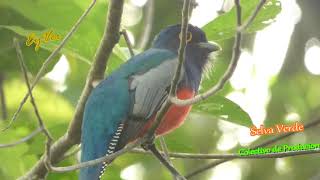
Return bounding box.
[0,0,282,179]
[203,0,281,41]
[193,95,252,127]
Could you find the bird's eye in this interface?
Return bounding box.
[179,32,192,43]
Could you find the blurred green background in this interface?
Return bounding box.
[0,0,319,179]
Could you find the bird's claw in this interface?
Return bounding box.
[141,135,155,151]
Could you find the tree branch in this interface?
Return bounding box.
[159,137,172,163]
[145,0,192,139]
[14,37,54,172]
[3,0,98,131]
[238,0,267,31]
[54,143,318,164]
[136,0,154,50]
[61,145,81,161]
[132,146,320,160]
[139,1,193,179]
[113,20,179,180]
[19,0,125,179]
[0,127,42,148]
[120,29,135,57]
[159,137,177,179]
[148,144,186,180]
[42,138,143,173]
[14,38,53,141]
[170,0,245,107]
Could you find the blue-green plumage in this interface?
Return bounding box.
[80,78,129,180]
[80,49,176,180]
[80,24,220,180]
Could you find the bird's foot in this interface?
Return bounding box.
[141,135,155,151]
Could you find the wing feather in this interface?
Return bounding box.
[115,58,184,150]
[130,59,181,119]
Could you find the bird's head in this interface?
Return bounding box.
[152,24,221,90]
[152,24,220,59]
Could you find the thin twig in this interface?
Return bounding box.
[159,137,172,163]
[56,145,312,162]
[185,117,320,178]
[136,0,154,50]
[0,73,7,120]
[19,1,125,179]
[64,145,320,161]
[14,38,53,142]
[135,3,193,179]
[170,0,191,97]
[58,145,320,162]
[141,1,192,178]
[217,0,226,14]
[188,0,197,18]
[132,147,320,159]
[183,1,262,178]
[180,0,241,177]
[238,0,267,31]
[0,127,42,148]
[61,145,81,160]
[46,138,143,172]
[148,144,186,180]
[44,139,54,171]
[159,137,177,179]
[14,38,54,172]
[3,0,98,131]
[145,0,192,139]
[170,0,249,107]
[121,29,135,57]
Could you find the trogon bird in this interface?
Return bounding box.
[80,24,220,180]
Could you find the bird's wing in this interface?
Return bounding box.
[80,49,178,180]
[115,57,183,149]
[130,58,180,119]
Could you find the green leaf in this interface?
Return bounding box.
[203,0,281,41]
[0,0,109,62]
[0,28,60,75]
[0,25,92,64]
[193,95,253,127]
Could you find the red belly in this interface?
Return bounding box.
[139,88,194,136]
